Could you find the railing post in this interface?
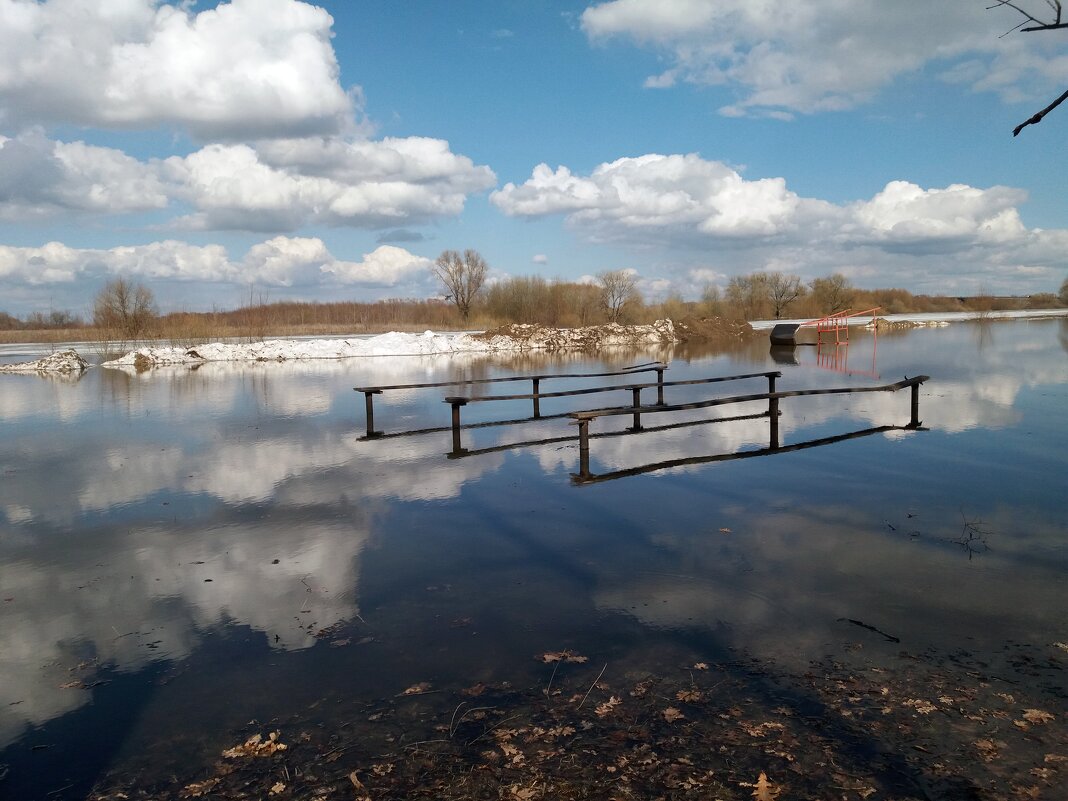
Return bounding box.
[910,381,921,428]
[630,387,642,431]
[359,389,383,438]
[769,395,780,449]
[532,378,541,419]
[445,397,468,455]
[767,374,777,419]
[767,372,776,396]
[577,418,591,479]
[656,368,665,405]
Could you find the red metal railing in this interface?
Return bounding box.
[800,307,881,347]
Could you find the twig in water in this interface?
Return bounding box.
[544,660,561,697]
[467,713,521,746]
[449,705,495,738]
[577,663,608,709]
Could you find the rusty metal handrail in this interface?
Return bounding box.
[443,371,782,454]
[355,361,665,438]
[567,375,929,480]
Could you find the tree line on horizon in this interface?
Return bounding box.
[2,256,1067,346]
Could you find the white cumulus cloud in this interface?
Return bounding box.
[321,244,433,286]
[0,237,436,290]
[0,0,353,138]
[0,130,167,217]
[0,130,495,230]
[492,152,1068,293]
[492,153,830,240]
[580,0,1065,117]
[163,136,496,231]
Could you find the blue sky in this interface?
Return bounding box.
[1,0,1066,316]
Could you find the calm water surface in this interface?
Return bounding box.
[1,319,1066,799]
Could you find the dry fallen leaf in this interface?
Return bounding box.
[676,689,703,703]
[751,771,780,801]
[630,679,654,698]
[975,739,999,762]
[400,682,432,696]
[662,707,685,723]
[1023,709,1055,724]
[719,527,731,534]
[540,651,588,664]
[349,771,371,801]
[509,785,537,801]
[268,782,285,795]
[903,698,937,715]
[692,662,709,670]
[221,731,287,758]
[180,778,219,798]
[595,696,621,717]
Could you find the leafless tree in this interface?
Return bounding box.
[809,273,854,314]
[1059,275,1068,305]
[766,272,806,319]
[433,249,487,322]
[597,269,639,322]
[93,277,157,343]
[991,0,1068,135]
[725,273,770,320]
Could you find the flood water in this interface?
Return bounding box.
[2,318,1066,800]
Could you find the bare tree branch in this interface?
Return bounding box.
[988,0,1049,27]
[992,0,1067,134]
[1013,87,1068,134]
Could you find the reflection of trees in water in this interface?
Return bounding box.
[973,318,994,351]
[1060,317,1068,355]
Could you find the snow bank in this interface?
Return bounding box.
[102,321,680,370]
[0,349,90,374]
[747,308,1067,330]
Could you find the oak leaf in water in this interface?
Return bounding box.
[630,679,654,698]
[348,771,371,801]
[180,778,219,798]
[975,739,999,762]
[221,731,287,758]
[540,651,587,664]
[1022,709,1055,724]
[676,689,702,703]
[268,782,285,795]
[751,771,780,801]
[903,698,937,715]
[662,707,685,723]
[693,662,709,670]
[595,696,621,717]
[401,682,432,695]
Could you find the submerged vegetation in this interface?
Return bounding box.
[84,638,1067,800]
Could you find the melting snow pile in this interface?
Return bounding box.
[475,319,677,350]
[0,349,90,373]
[102,320,680,369]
